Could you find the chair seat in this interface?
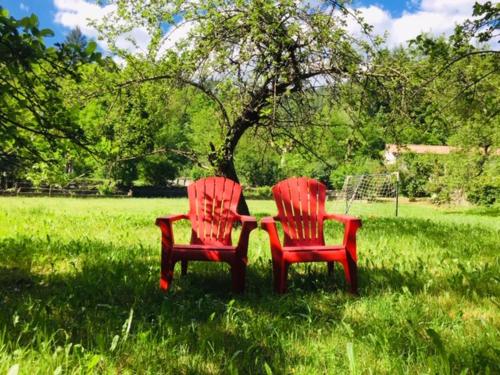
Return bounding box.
[282,245,344,252]
[173,244,236,251]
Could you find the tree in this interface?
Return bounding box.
[0,7,101,177]
[65,27,87,49]
[358,4,499,205]
[96,0,375,213]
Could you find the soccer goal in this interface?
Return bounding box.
[339,172,400,216]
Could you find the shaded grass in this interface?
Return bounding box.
[0,198,499,374]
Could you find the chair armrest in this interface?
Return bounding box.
[235,215,258,258]
[155,214,189,249]
[236,215,258,226]
[238,215,258,234]
[260,216,283,258]
[155,214,189,227]
[324,213,361,261]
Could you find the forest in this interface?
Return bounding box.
[1,1,498,207]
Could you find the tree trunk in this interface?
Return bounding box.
[209,97,267,216]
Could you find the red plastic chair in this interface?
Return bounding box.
[155,177,257,293]
[261,177,361,294]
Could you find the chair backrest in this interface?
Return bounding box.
[187,177,241,246]
[272,177,327,246]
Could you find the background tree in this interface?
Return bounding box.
[97,0,378,213]
[0,7,101,180]
[65,27,87,49]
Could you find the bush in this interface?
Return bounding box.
[243,186,273,199]
[329,158,383,191]
[467,176,500,206]
[110,160,138,187]
[139,155,179,186]
[236,153,282,186]
[97,179,117,195]
[398,154,434,198]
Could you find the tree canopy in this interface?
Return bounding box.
[0,7,101,176]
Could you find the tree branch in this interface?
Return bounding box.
[118,74,231,129]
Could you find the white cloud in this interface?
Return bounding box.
[20,2,30,12]
[157,21,194,58]
[351,0,491,47]
[53,0,151,55]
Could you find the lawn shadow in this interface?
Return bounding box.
[0,236,292,372]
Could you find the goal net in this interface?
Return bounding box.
[338,172,400,216]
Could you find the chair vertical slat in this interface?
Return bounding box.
[219,178,232,243]
[213,177,224,242]
[289,178,303,240]
[272,187,288,238]
[222,179,239,244]
[204,177,215,241]
[276,183,296,241]
[188,183,200,242]
[317,181,326,243]
[297,178,310,240]
[308,179,319,241]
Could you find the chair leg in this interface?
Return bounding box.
[231,261,246,294]
[160,251,175,291]
[181,260,188,276]
[272,260,280,293]
[327,262,334,276]
[273,261,288,294]
[341,254,358,295]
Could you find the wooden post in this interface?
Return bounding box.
[395,172,400,217]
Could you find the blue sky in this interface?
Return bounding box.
[2,0,68,43]
[0,0,483,51]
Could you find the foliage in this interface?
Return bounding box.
[329,157,383,191]
[140,155,180,186]
[396,152,500,205]
[467,175,500,206]
[397,154,437,199]
[0,7,101,170]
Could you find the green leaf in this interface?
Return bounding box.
[29,13,39,27]
[86,355,101,370]
[109,335,120,352]
[263,362,273,375]
[346,342,356,375]
[40,28,55,37]
[85,40,97,55]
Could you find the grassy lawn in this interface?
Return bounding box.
[0,197,499,374]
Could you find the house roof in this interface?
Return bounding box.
[386,144,454,154]
[385,144,500,155]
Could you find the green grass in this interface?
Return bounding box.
[0,197,499,374]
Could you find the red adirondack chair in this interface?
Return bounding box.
[261,177,361,294]
[155,177,257,293]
